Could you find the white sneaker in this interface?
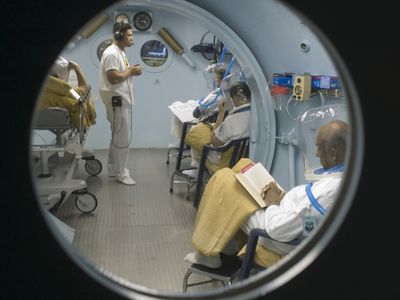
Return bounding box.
[168,141,180,149]
[182,169,198,178]
[117,175,136,185]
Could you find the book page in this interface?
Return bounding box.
[234,162,282,208]
[246,163,282,190]
[168,100,198,123]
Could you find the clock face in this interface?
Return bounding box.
[115,13,129,24]
[133,11,152,31]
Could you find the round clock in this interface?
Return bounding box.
[133,11,152,31]
[115,13,129,24]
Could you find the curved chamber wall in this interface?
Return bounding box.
[63,0,344,190]
[38,0,362,299]
[186,0,345,189]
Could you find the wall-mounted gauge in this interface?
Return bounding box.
[133,11,152,31]
[115,13,129,24]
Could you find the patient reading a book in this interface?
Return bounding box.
[184,120,348,269]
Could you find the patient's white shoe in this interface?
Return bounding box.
[117,174,136,186]
[182,169,198,178]
[184,251,222,269]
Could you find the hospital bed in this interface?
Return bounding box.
[31,88,101,214]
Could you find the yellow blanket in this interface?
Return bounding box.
[192,158,282,268]
[38,75,96,129]
[184,123,235,174]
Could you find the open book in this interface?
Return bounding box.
[234,162,283,208]
[168,100,199,123]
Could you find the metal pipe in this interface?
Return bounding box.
[158,27,195,68]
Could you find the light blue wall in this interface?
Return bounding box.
[54,0,346,189]
[185,0,347,189]
[61,6,214,149]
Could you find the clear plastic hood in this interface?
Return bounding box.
[298,103,348,180]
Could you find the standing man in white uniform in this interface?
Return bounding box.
[99,22,142,185]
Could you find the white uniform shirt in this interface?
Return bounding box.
[256,172,343,254]
[242,171,343,255]
[208,103,251,164]
[99,44,134,105]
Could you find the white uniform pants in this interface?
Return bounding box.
[105,100,132,177]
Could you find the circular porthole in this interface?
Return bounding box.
[28,0,363,299]
[96,38,113,62]
[140,40,169,67]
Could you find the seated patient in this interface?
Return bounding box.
[184,81,251,176]
[37,56,96,129]
[169,63,227,140]
[184,120,348,268]
[192,63,227,121]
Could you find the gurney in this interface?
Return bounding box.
[31,86,101,214]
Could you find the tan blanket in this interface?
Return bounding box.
[192,158,282,268]
[185,122,235,174]
[38,75,96,129]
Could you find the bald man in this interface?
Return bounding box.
[185,120,348,268]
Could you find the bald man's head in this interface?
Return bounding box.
[315,120,349,169]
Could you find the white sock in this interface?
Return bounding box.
[184,251,222,269]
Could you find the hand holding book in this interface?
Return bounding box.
[234,161,285,208]
[261,181,286,207]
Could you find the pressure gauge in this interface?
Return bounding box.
[133,11,152,31]
[115,13,129,24]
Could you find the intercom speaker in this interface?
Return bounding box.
[292,73,311,101]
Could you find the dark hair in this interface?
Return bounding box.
[113,22,132,36]
[229,81,251,100]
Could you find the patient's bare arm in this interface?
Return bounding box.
[69,61,89,91]
[210,100,227,146]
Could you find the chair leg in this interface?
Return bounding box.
[193,171,206,208]
[182,270,192,292]
[169,172,175,192]
[186,180,191,200]
[166,148,171,164]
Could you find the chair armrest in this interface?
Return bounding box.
[193,137,249,208]
[239,229,268,280]
[203,136,249,153]
[239,228,302,280]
